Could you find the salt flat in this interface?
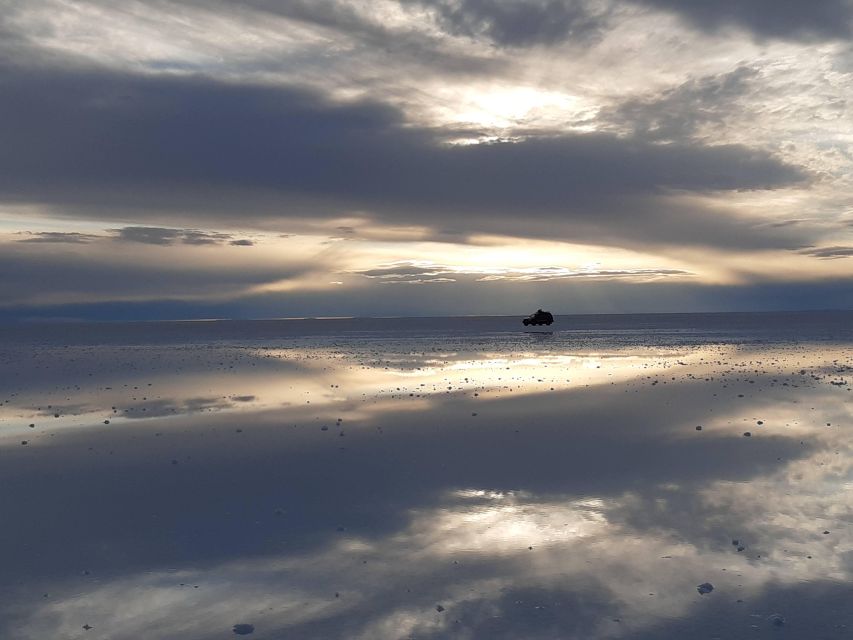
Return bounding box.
[0,312,851,639]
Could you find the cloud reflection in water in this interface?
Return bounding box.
[0,328,850,638]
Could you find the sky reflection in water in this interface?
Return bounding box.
[0,321,851,639]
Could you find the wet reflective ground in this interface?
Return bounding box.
[0,313,851,639]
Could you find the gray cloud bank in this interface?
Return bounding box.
[16,228,255,247]
[420,0,853,44]
[113,227,253,246]
[0,61,809,250]
[115,0,853,47]
[356,261,691,283]
[633,0,853,41]
[415,0,610,47]
[799,246,853,259]
[16,231,101,244]
[406,0,852,50]
[0,244,304,307]
[601,65,760,142]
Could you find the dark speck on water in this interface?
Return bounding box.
[232,623,254,635]
[767,613,785,627]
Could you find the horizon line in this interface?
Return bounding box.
[7,308,852,325]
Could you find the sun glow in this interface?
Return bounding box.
[435,85,596,133]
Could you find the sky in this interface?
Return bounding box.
[1,0,852,320]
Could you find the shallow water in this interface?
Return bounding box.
[1,313,851,639]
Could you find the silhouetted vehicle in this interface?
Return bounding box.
[523,309,554,326]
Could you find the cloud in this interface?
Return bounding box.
[761,219,810,229]
[600,65,760,141]
[13,226,256,249]
[0,62,809,252]
[799,245,853,259]
[0,241,311,307]
[167,0,853,51]
[414,0,609,47]
[219,0,608,50]
[1,0,849,318]
[112,227,252,246]
[181,229,234,245]
[355,261,693,283]
[630,0,853,41]
[16,231,100,244]
[358,264,452,279]
[379,277,458,284]
[475,268,691,282]
[8,0,503,82]
[112,227,183,246]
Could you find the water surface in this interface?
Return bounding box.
[1,312,851,639]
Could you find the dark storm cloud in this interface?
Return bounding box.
[413,0,608,47]
[631,0,853,41]
[0,63,809,251]
[602,66,760,141]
